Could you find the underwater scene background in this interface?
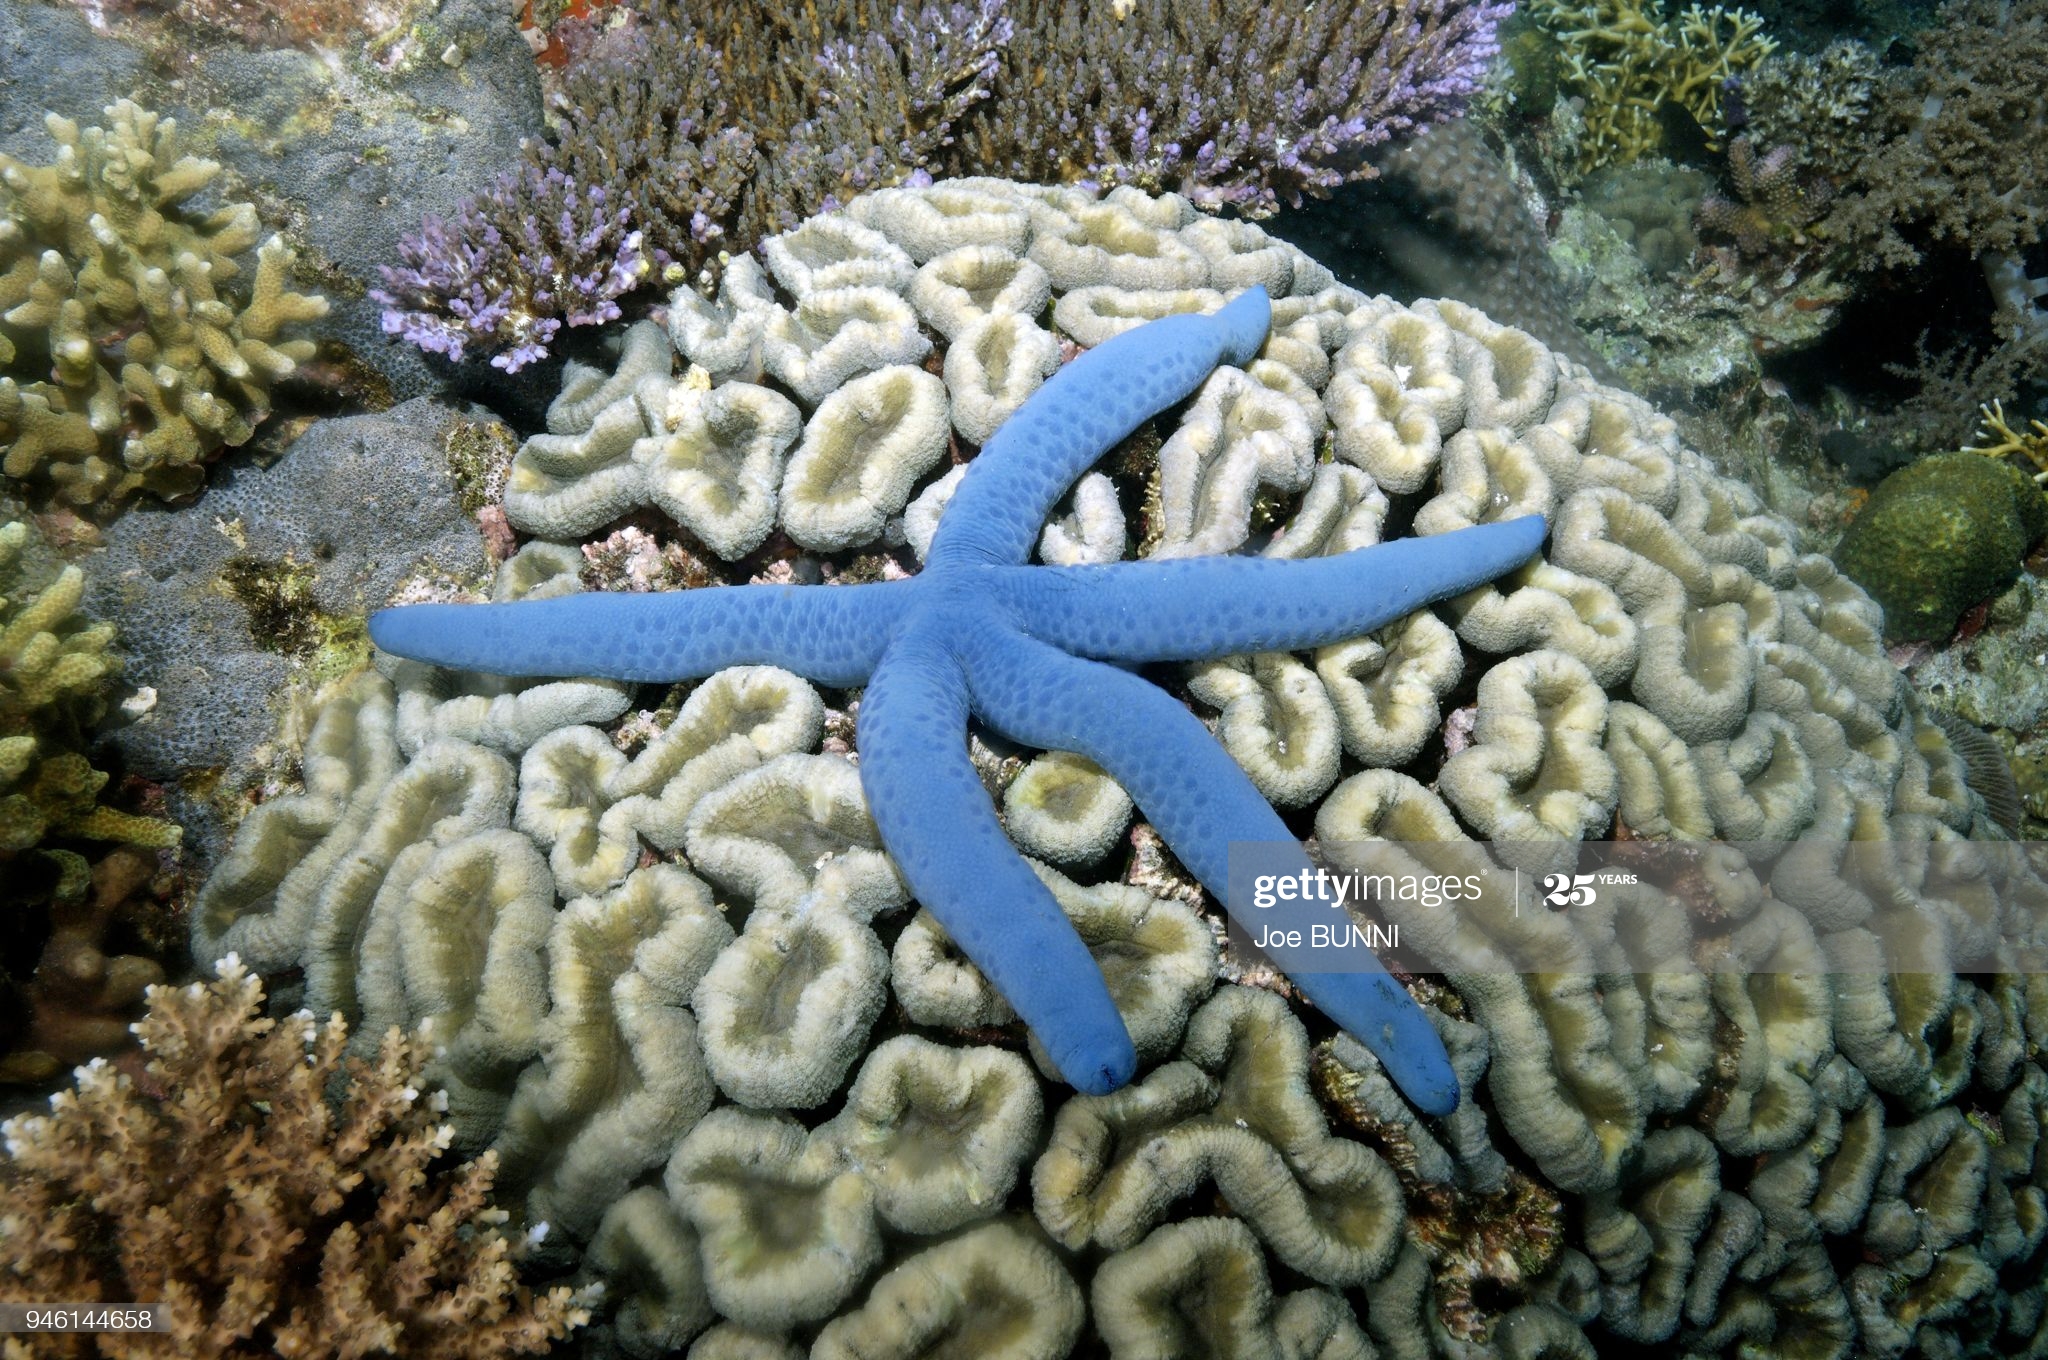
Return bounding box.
[1,0,2046,1355]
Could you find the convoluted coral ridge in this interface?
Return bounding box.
[198,181,2048,1356]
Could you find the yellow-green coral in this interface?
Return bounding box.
[0,508,175,850]
[1832,452,2048,642]
[1527,0,1776,170]
[0,100,328,508]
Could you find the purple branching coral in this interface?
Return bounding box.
[983,0,1510,214]
[378,0,1510,369]
[373,165,649,371]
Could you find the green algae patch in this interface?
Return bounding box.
[219,552,369,680]
[1832,453,2048,642]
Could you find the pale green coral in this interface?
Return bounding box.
[0,101,328,507]
[0,506,176,852]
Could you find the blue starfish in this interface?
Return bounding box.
[370,286,1546,1116]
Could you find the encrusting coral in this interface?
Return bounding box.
[189,181,2048,1356]
[0,958,591,1358]
[0,101,329,508]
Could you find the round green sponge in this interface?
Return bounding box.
[1833,452,2048,642]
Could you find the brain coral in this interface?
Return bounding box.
[193,180,2048,1357]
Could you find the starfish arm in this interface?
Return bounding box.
[964,626,1462,1117]
[367,581,911,685]
[925,287,1273,570]
[1002,516,1549,663]
[857,615,1138,1094]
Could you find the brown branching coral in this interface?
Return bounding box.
[1695,135,1834,262]
[1822,0,2048,274]
[0,960,592,1358]
[0,847,176,1088]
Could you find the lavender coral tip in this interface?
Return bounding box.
[368,287,1546,1116]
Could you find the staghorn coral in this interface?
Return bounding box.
[372,165,650,372]
[192,181,2048,1355]
[1524,0,1776,170]
[0,100,328,507]
[0,958,590,1358]
[378,0,1507,368]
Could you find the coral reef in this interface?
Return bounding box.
[81,397,500,871]
[1731,40,1877,184]
[0,504,170,852]
[1694,136,1834,263]
[189,182,2048,1356]
[152,0,416,50]
[1581,161,1708,277]
[0,959,591,1356]
[1265,120,1610,375]
[378,0,1508,368]
[1832,451,2048,642]
[373,278,1550,1114]
[0,101,328,507]
[373,166,649,371]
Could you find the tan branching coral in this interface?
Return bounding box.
[0,510,176,854]
[0,101,328,508]
[0,960,589,1358]
[1527,0,1777,169]
[0,503,178,1082]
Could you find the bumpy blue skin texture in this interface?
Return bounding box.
[370,287,1547,1117]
